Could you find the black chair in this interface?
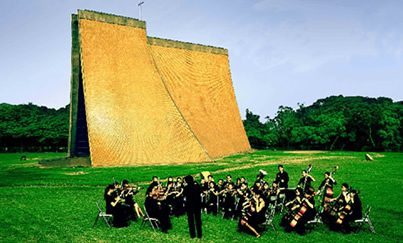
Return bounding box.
[93,201,113,228]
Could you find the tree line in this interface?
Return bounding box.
[243,95,403,152]
[0,103,69,152]
[1,95,402,153]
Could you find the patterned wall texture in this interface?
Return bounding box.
[70,10,250,166]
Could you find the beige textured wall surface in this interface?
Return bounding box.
[150,45,251,158]
[78,19,211,166]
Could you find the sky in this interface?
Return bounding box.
[1,0,402,119]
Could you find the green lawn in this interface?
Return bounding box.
[0,151,402,242]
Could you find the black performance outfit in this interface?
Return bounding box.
[184,178,202,239]
[297,176,314,192]
[276,171,289,188]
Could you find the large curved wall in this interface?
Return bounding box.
[149,39,251,157]
[69,10,250,166]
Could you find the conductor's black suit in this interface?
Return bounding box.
[184,175,202,239]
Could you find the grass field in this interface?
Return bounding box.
[0,151,402,242]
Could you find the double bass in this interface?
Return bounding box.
[318,166,339,211]
[302,164,313,192]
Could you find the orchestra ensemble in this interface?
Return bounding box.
[103,164,364,237]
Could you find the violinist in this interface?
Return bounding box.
[121,180,144,219]
[297,170,316,192]
[104,184,129,227]
[165,177,175,213]
[145,186,172,233]
[146,176,159,196]
[172,179,185,217]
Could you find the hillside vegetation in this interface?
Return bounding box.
[244,96,403,151]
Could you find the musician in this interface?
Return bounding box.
[104,184,129,227]
[241,176,247,185]
[200,179,209,212]
[235,178,242,190]
[207,174,214,183]
[172,180,185,217]
[268,181,280,206]
[281,188,303,227]
[316,172,337,207]
[297,170,316,192]
[275,164,289,188]
[348,190,362,221]
[121,180,144,219]
[175,177,182,187]
[286,187,316,235]
[207,181,219,215]
[250,180,263,195]
[145,186,172,233]
[331,183,350,204]
[239,191,265,238]
[261,182,271,205]
[146,176,159,196]
[256,169,268,184]
[328,183,351,232]
[183,175,202,239]
[223,175,233,188]
[223,183,236,219]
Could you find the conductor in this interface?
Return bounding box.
[183,175,202,239]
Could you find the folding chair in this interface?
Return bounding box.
[307,210,323,225]
[93,201,113,228]
[262,206,277,233]
[140,205,160,232]
[277,193,286,214]
[354,205,376,234]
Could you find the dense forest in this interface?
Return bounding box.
[0,103,69,152]
[0,95,402,152]
[244,96,403,151]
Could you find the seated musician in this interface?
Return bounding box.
[268,181,280,205]
[239,191,266,238]
[261,182,271,205]
[281,187,303,226]
[104,184,129,227]
[145,186,172,233]
[282,187,316,235]
[297,170,316,192]
[146,176,159,196]
[328,183,351,232]
[121,180,144,219]
[348,190,362,221]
